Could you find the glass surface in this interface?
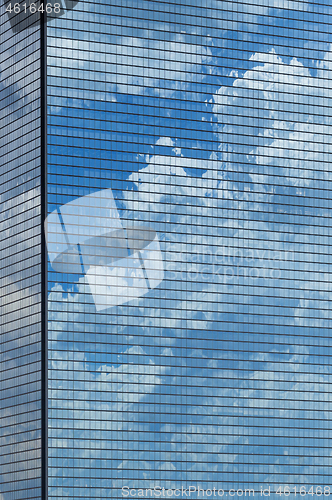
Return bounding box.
[46,0,332,499]
[0,8,42,500]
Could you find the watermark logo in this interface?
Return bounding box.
[121,486,257,497]
[44,189,164,311]
[3,0,78,32]
[169,245,294,283]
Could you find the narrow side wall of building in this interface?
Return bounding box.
[0,10,43,500]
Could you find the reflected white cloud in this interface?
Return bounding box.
[213,49,332,192]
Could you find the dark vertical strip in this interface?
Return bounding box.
[40,10,48,500]
[77,243,86,274]
[138,252,151,290]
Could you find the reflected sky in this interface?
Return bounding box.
[44,0,332,498]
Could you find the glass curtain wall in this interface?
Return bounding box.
[0,7,43,500]
[46,0,332,498]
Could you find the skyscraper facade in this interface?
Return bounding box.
[0,7,43,500]
[1,0,332,499]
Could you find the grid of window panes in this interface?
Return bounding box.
[47,0,332,498]
[0,9,42,500]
